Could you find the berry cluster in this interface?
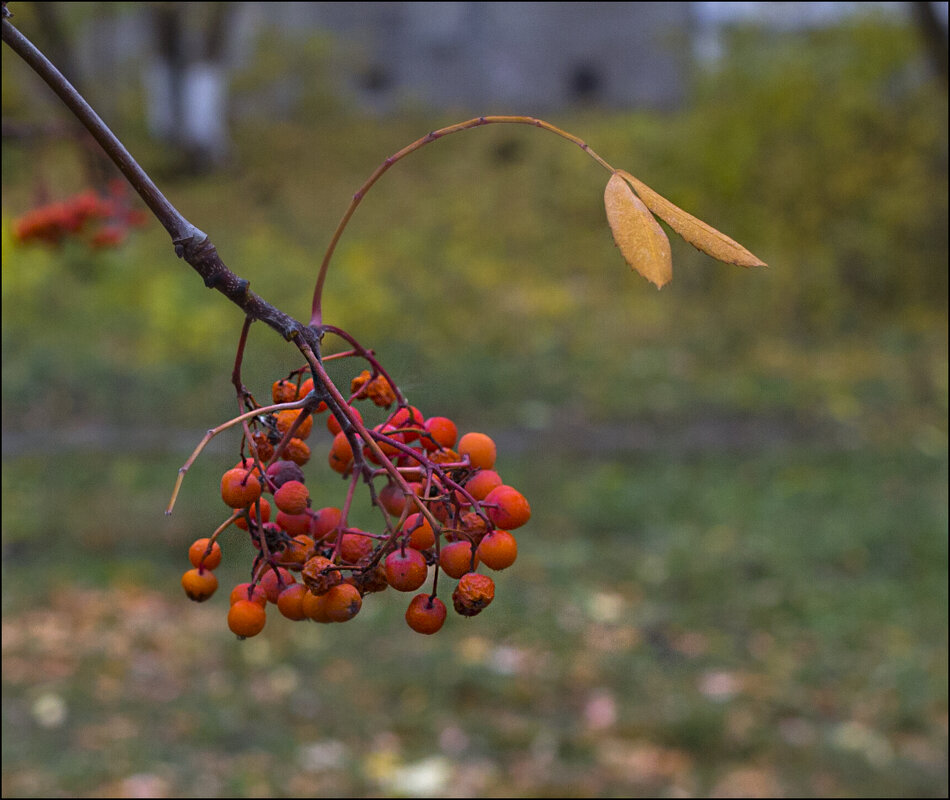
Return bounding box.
[11,181,147,248]
[180,363,529,638]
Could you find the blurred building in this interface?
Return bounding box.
[249,2,694,113]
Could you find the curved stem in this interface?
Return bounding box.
[310,115,616,326]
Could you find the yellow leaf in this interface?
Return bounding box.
[604,172,672,288]
[619,170,767,268]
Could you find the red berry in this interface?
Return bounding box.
[384,548,429,592]
[485,485,531,530]
[423,417,458,451]
[405,594,447,634]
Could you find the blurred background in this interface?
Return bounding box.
[2,2,947,796]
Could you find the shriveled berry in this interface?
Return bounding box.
[452,573,495,617]
[272,379,299,404]
[276,409,313,440]
[284,438,311,466]
[301,555,342,595]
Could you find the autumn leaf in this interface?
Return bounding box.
[604,172,672,288]
[618,170,766,268]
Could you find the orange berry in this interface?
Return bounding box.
[188,538,222,570]
[485,485,531,530]
[272,379,298,404]
[275,510,311,537]
[439,541,479,579]
[405,594,447,634]
[458,432,496,470]
[423,417,458,451]
[276,409,313,440]
[340,530,375,564]
[228,599,267,637]
[220,468,262,508]
[230,582,268,607]
[429,447,460,465]
[284,438,311,466]
[258,566,295,604]
[281,535,316,566]
[310,507,342,541]
[297,378,323,404]
[464,469,503,501]
[328,432,354,474]
[274,480,310,515]
[323,583,362,622]
[477,530,518,570]
[384,548,429,592]
[276,583,309,620]
[250,432,275,463]
[181,568,218,602]
[327,405,362,436]
[403,512,435,551]
[235,498,271,531]
[452,573,495,617]
[302,589,332,623]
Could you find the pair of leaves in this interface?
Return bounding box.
[604,170,766,288]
